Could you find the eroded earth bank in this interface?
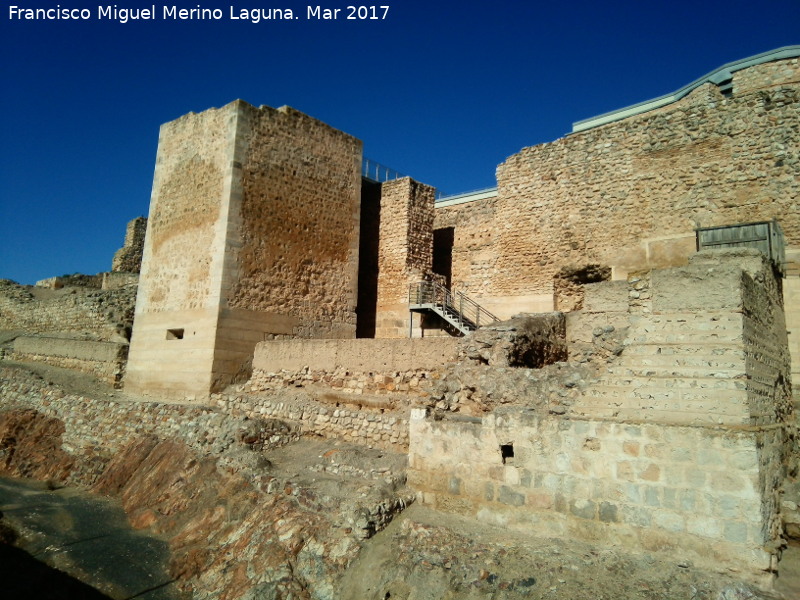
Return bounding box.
[0,358,797,600]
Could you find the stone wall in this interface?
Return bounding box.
[433,196,497,301]
[111,216,147,273]
[409,409,778,581]
[375,178,436,338]
[408,251,793,583]
[126,101,362,399]
[252,338,460,373]
[124,103,233,399]
[0,279,135,342]
[226,104,362,339]
[10,336,128,386]
[434,56,798,322]
[215,391,408,451]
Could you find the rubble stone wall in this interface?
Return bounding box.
[376,178,436,338]
[227,104,362,338]
[433,196,498,303]
[0,279,135,342]
[409,251,792,582]
[434,57,799,319]
[111,216,148,273]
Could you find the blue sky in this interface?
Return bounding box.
[1,0,797,284]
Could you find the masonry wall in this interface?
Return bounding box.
[225,104,362,339]
[408,252,792,582]
[436,57,799,320]
[433,196,498,304]
[10,336,128,386]
[571,250,791,425]
[375,178,436,338]
[409,410,777,580]
[126,101,363,399]
[112,216,148,273]
[125,103,234,399]
[252,338,460,373]
[0,279,135,342]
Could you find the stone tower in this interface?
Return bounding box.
[125,101,362,399]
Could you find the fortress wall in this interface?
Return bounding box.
[253,338,460,373]
[438,57,798,319]
[125,104,235,399]
[10,336,127,386]
[126,102,364,399]
[111,216,148,273]
[409,252,792,582]
[433,196,505,307]
[225,104,362,338]
[375,178,436,338]
[0,280,135,342]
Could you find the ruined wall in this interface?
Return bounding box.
[438,57,798,318]
[375,178,436,338]
[409,251,792,582]
[0,279,135,342]
[433,196,497,301]
[10,336,128,386]
[111,216,148,273]
[126,101,362,399]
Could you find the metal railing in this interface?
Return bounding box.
[409,280,499,332]
[362,158,407,183]
[361,158,450,199]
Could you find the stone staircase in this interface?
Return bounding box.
[575,311,749,425]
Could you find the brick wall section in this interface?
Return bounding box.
[0,280,135,342]
[436,58,798,318]
[111,217,148,273]
[375,178,436,338]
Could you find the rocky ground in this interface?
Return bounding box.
[1,360,799,599]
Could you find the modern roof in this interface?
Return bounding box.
[572,45,800,133]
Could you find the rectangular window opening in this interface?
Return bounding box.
[166,328,185,340]
[500,443,514,465]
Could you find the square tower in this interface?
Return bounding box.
[125,101,362,399]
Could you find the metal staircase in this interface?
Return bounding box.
[408,281,499,336]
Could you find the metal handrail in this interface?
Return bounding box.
[361,157,406,183]
[409,281,499,330]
